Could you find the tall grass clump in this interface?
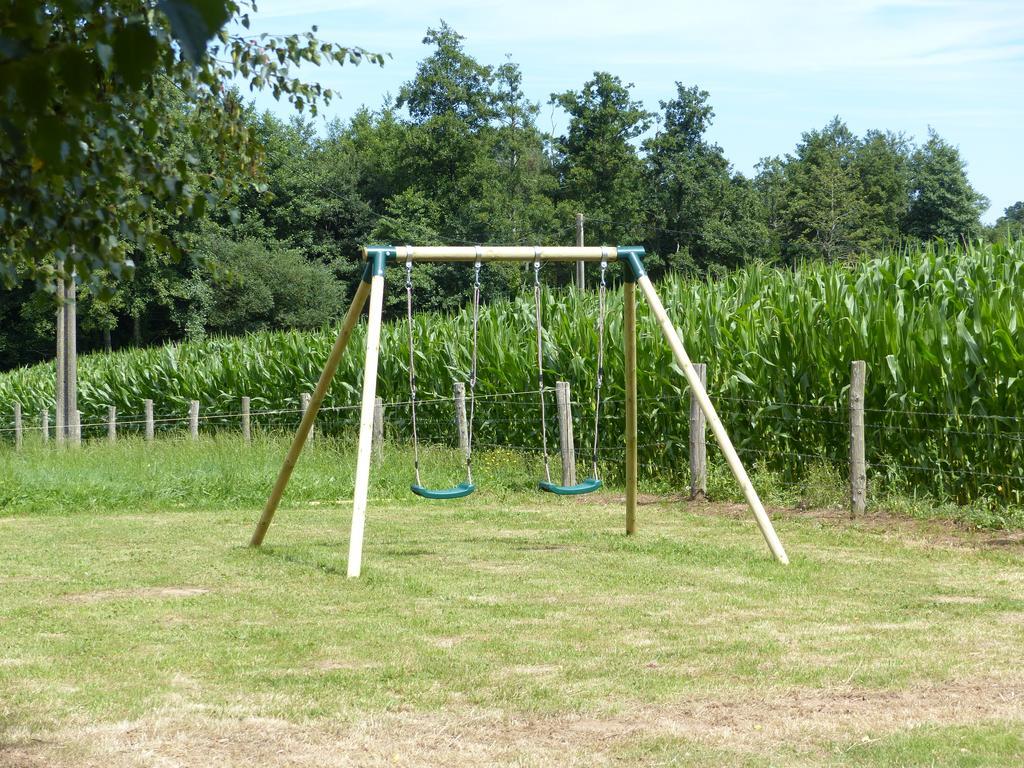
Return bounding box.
[2,238,1022,503]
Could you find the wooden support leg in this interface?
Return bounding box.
[249,277,372,547]
[346,273,386,578]
[636,275,789,564]
[624,280,638,535]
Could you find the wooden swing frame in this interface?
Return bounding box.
[248,245,789,577]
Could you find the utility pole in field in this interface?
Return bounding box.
[55,264,79,445]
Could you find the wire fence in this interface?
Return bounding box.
[4,382,1023,506]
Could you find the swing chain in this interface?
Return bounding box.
[470,259,481,391]
[592,255,608,478]
[465,256,482,483]
[533,255,552,483]
[405,256,421,486]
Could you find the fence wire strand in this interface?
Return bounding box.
[4,388,1024,492]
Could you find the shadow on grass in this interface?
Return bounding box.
[248,540,441,577]
[250,544,349,577]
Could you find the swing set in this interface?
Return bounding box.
[249,245,789,577]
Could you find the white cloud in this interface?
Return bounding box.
[241,0,1024,219]
[249,0,1024,81]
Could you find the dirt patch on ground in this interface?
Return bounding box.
[580,491,686,507]
[655,498,1023,551]
[985,531,1024,547]
[931,594,987,604]
[430,636,462,649]
[311,660,380,672]
[5,676,1021,767]
[570,492,1024,550]
[62,587,209,604]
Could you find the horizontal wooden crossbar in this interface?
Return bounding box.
[361,245,643,263]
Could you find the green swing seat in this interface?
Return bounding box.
[410,481,476,500]
[538,477,602,496]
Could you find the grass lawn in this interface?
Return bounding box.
[1,438,1023,766]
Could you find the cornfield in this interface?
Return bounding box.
[2,239,1023,501]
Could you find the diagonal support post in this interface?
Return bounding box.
[635,273,789,564]
[249,269,372,547]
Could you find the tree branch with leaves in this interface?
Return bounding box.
[0,0,384,294]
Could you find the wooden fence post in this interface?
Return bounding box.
[689,363,707,500]
[373,397,384,460]
[41,410,49,444]
[301,392,313,445]
[13,403,22,450]
[107,406,117,443]
[555,381,577,486]
[453,382,469,457]
[241,396,251,444]
[189,400,200,440]
[145,399,154,441]
[850,360,867,517]
[72,410,81,446]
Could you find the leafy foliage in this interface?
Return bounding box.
[644,84,771,270]
[0,0,383,290]
[991,201,1024,243]
[905,129,989,242]
[550,72,653,246]
[174,227,347,338]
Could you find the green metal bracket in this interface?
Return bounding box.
[617,246,647,282]
[362,245,397,279]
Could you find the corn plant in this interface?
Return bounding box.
[2,238,1022,502]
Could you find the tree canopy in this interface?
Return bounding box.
[905,129,988,242]
[0,0,383,292]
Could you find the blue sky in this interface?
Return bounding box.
[242,0,1024,222]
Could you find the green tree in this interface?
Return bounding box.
[0,284,55,368]
[0,0,382,291]
[236,112,376,284]
[853,130,912,249]
[992,201,1024,242]
[905,129,988,242]
[701,175,777,269]
[397,21,496,130]
[353,24,556,309]
[776,118,868,261]
[473,59,559,245]
[394,22,496,238]
[644,84,725,266]
[644,84,771,270]
[174,226,346,338]
[753,155,788,252]
[550,72,653,246]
